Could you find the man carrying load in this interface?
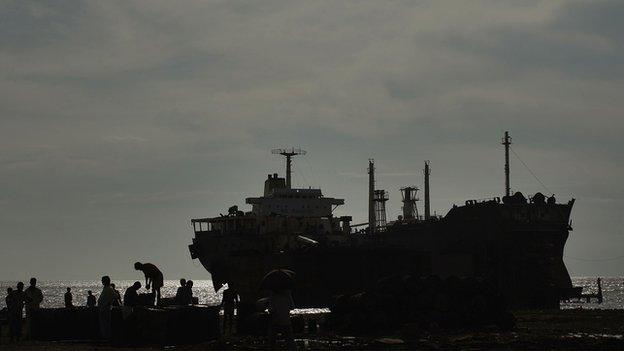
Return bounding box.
[134,262,163,305]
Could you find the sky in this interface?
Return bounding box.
[1,0,623,281]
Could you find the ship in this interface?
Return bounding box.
[188,132,579,309]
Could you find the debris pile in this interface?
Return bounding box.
[30,305,220,345]
[328,275,516,333]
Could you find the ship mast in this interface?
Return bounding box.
[502,131,511,197]
[423,161,431,220]
[271,147,307,189]
[368,159,376,233]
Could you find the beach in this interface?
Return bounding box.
[2,309,624,350]
[2,278,622,350]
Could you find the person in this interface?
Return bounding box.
[221,287,239,335]
[24,278,43,316]
[8,282,26,341]
[186,280,194,304]
[64,288,73,308]
[24,278,43,318]
[134,262,163,305]
[24,278,43,338]
[3,287,14,344]
[5,287,13,308]
[267,290,295,351]
[123,282,142,307]
[86,291,96,308]
[175,278,187,304]
[97,276,115,339]
[110,284,122,307]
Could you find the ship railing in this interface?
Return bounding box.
[465,197,501,206]
[191,218,212,233]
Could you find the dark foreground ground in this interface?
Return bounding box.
[2,309,623,350]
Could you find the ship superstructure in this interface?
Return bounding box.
[189,132,578,309]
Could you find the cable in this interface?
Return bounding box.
[303,157,318,188]
[509,146,553,194]
[564,254,624,262]
[294,162,309,187]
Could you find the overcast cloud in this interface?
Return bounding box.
[1,0,623,280]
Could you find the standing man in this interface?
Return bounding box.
[64,288,73,308]
[221,287,239,335]
[97,276,115,340]
[175,278,187,304]
[110,284,122,307]
[24,278,43,338]
[134,262,163,305]
[8,282,26,341]
[267,290,295,351]
[186,280,195,304]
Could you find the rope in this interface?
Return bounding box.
[303,157,319,188]
[565,254,624,262]
[509,146,553,194]
[294,162,309,187]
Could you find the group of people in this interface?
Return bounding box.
[3,264,297,350]
[62,285,123,309]
[1,262,168,341]
[4,278,44,341]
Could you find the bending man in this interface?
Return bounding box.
[134,262,163,305]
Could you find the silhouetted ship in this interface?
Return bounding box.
[189,132,578,309]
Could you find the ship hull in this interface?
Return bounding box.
[190,200,575,309]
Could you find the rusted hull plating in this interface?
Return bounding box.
[190,200,575,309]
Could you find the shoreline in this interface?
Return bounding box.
[2,309,623,350]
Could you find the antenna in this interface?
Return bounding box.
[502,131,512,197]
[368,159,375,233]
[423,161,431,220]
[271,147,307,189]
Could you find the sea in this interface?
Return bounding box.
[1,277,622,310]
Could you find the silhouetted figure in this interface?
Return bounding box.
[186,280,194,304]
[64,288,73,308]
[267,290,295,351]
[175,278,187,304]
[97,276,115,339]
[186,279,193,305]
[5,287,13,308]
[221,287,239,335]
[110,284,122,307]
[8,282,25,341]
[124,282,142,307]
[4,287,13,344]
[24,278,43,315]
[134,262,163,305]
[86,291,96,308]
[24,277,43,338]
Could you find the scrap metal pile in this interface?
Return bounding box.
[327,275,516,333]
[30,305,220,345]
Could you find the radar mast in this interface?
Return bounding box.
[271,147,307,189]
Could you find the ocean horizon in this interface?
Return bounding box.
[2,277,622,310]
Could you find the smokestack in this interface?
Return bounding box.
[424,161,430,220]
[368,159,375,233]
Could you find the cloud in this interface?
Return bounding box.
[1,0,623,278]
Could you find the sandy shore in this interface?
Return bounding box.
[1,309,623,350]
